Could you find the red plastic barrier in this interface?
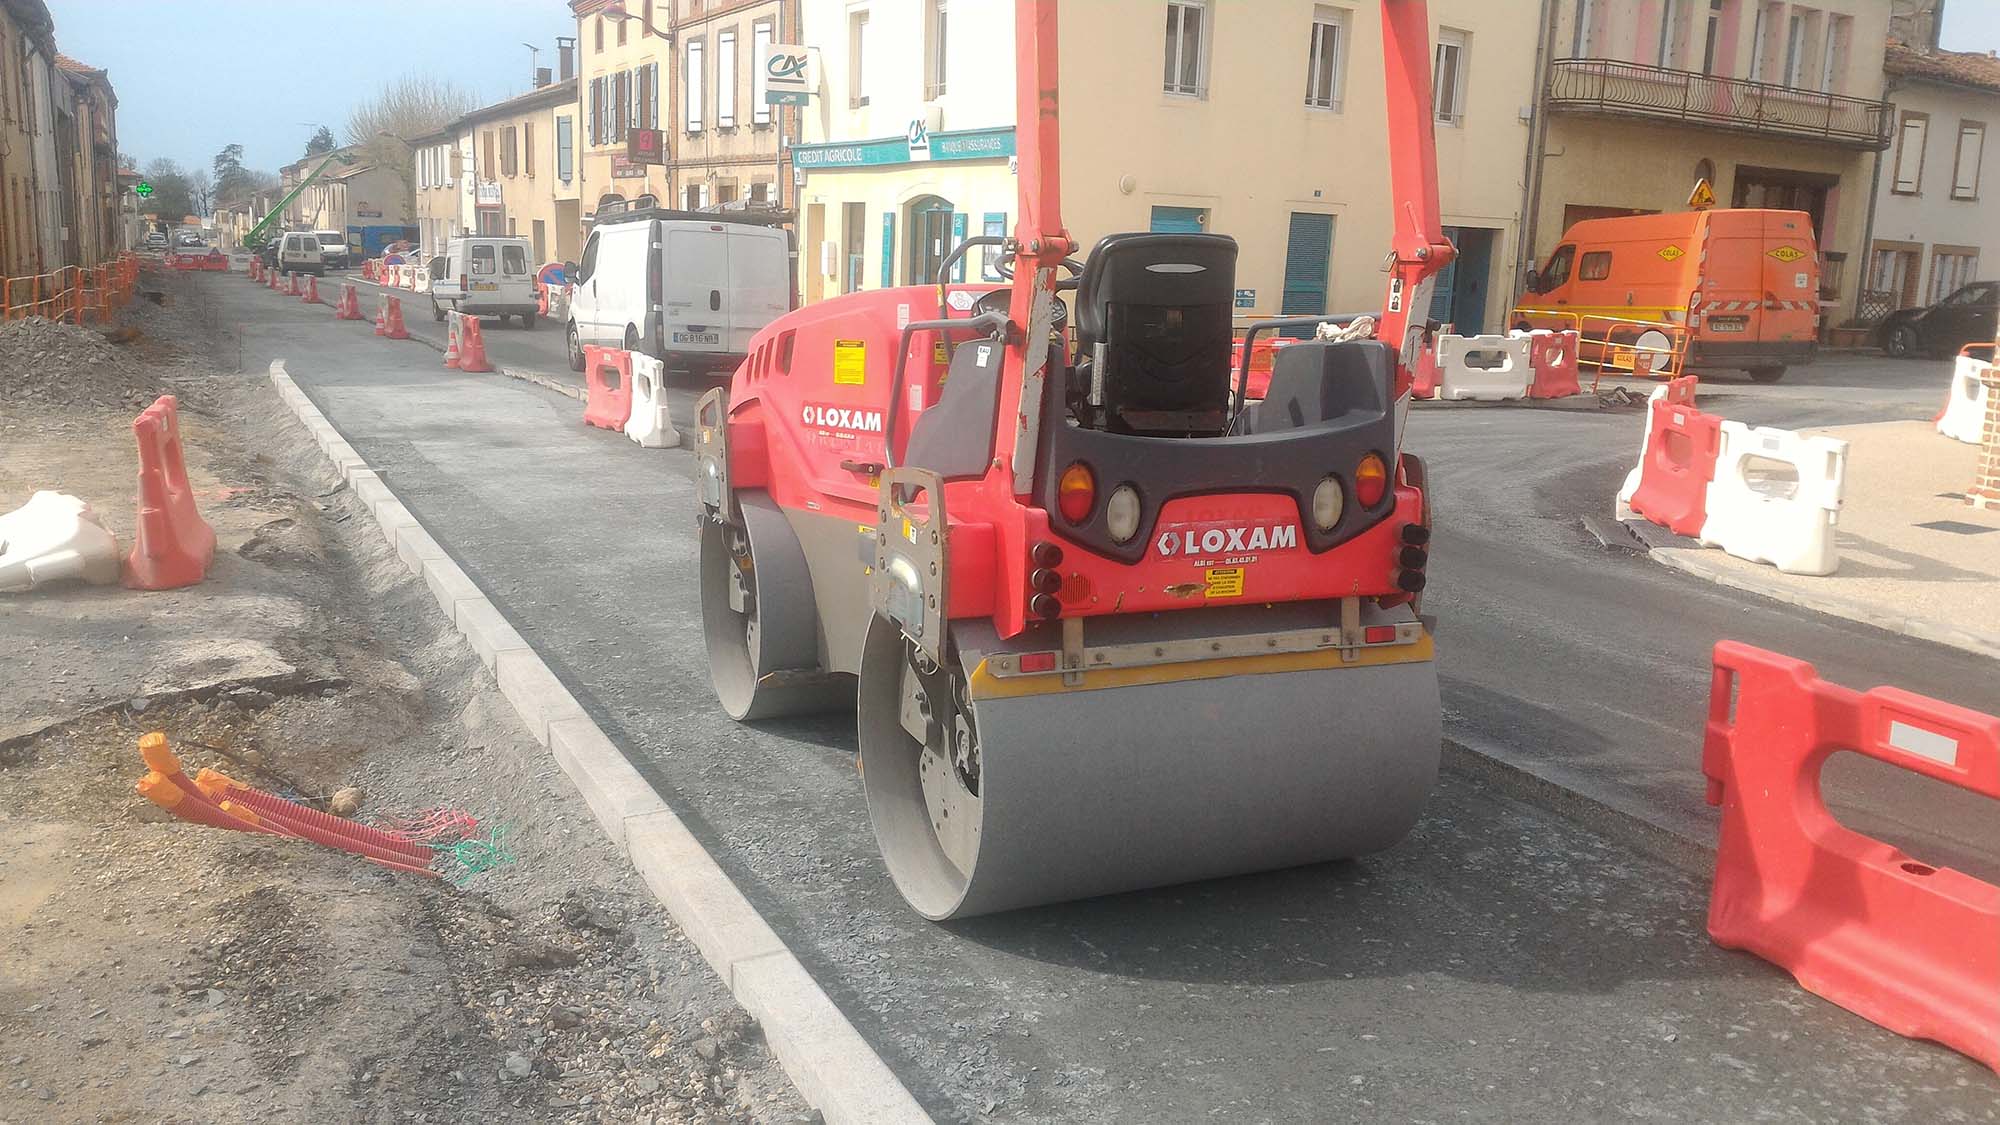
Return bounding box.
[1228,337,1297,402]
[1626,396,1721,536]
[121,395,216,590]
[1703,642,2000,1072]
[361,259,378,282]
[582,345,634,431]
[300,275,319,304]
[334,282,364,320]
[248,258,262,282]
[1663,373,1699,405]
[1526,330,1581,399]
[382,296,409,340]
[1411,341,1440,400]
[457,316,493,373]
[203,250,227,272]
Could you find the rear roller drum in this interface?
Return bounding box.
[699,493,851,721]
[859,613,1443,920]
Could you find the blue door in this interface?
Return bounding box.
[1281,212,1334,317]
[1150,206,1207,234]
[1430,226,1495,335]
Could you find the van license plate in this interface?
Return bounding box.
[673,331,720,344]
[1708,316,1748,332]
[473,282,499,292]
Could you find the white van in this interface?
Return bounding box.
[426,236,539,326]
[565,203,795,374]
[277,231,325,275]
[314,230,351,270]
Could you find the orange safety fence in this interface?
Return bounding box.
[1577,314,1689,391]
[1,253,139,325]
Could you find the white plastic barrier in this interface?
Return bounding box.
[625,353,679,448]
[1435,333,1532,401]
[0,491,120,592]
[1616,385,1668,510]
[412,266,431,294]
[1698,421,1847,576]
[1938,354,1991,445]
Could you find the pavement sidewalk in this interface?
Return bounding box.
[1649,420,2000,659]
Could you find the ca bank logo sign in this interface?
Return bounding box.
[907,118,931,161]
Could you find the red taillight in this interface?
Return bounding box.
[1019,651,1058,673]
[1364,625,1397,644]
[1355,454,1389,508]
[1057,462,1095,524]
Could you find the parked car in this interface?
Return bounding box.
[565,203,796,374]
[143,231,166,250]
[314,230,351,270]
[1514,207,1819,383]
[1877,281,1999,359]
[426,236,538,326]
[277,230,325,275]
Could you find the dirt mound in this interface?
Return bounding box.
[0,314,156,409]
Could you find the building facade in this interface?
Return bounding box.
[461,78,580,263]
[1531,0,1895,326]
[1865,36,2000,317]
[794,0,1538,334]
[670,0,796,212]
[572,0,675,222]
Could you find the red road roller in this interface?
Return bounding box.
[697,0,1454,919]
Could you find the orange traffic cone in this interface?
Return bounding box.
[382,296,410,341]
[442,314,461,369]
[300,275,319,303]
[456,315,493,373]
[284,272,300,296]
[334,282,363,320]
[374,295,388,336]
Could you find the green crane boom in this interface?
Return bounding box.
[243,151,354,250]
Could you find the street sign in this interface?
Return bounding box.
[762,43,813,105]
[1688,178,1716,209]
[627,128,666,165]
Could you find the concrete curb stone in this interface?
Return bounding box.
[261,359,929,1125]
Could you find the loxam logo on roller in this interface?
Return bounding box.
[1155,522,1299,558]
[801,403,884,433]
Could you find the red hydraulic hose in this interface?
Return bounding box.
[193,768,433,864]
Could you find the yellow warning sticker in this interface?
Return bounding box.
[833,338,867,385]
[1204,566,1246,599]
[933,341,949,365]
[1768,245,1807,263]
[1657,245,1685,262]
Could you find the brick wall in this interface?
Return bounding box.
[1970,367,2000,510]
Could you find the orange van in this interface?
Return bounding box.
[1512,208,1819,382]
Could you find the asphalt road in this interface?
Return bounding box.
[206,272,1998,1122]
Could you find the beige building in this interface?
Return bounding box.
[1532,0,1894,326]
[1864,36,2000,317]
[411,125,466,257]
[670,0,796,211]
[294,158,407,236]
[572,0,674,221]
[463,78,580,263]
[795,0,1539,334]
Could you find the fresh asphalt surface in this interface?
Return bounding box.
[213,271,1997,1122]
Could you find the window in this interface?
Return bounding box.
[1163,0,1207,97]
[634,63,654,130]
[718,29,737,128]
[1952,121,1984,201]
[1821,15,1849,93]
[523,121,535,178]
[618,15,627,45]
[1578,250,1611,280]
[501,126,517,177]
[470,244,496,274]
[502,244,528,275]
[1749,2,1769,81]
[980,212,1007,280]
[578,231,598,281]
[1656,0,1680,68]
[1570,0,1593,57]
[643,0,655,34]
[849,10,869,108]
[1434,29,1468,125]
[589,77,604,145]
[1701,0,1723,74]
[595,16,603,51]
[616,69,631,140]
[556,115,574,181]
[686,38,705,132]
[749,180,770,203]
[1893,112,1928,195]
[1305,6,1346,111]
[684,183,703,209]
[753,21,774,124]
[1540,244,1575,290]
[926,0,948,99]
[482,131,496,177]
[649,62,660,128]
[1930,248,1980,304]
[1781,11,1805,88]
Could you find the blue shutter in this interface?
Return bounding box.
[950,212,968,282]
[880,212,896,288]
[1149,205,1206,233]
[650,63,660,131]
[1280,212,1334,319]
[1428,225,1459,326]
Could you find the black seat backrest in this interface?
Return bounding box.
[1075,233,1238,436]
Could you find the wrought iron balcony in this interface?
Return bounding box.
[1547,58,1893,150]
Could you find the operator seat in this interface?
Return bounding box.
[1072,233,1238,437]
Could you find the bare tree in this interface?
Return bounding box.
[345,75,477,216]
[187,168,214,218]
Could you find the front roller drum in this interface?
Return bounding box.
[857,615,1441,920]
[699,492,851,721]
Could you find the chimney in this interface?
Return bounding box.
[535,66,553,88]
[558,37,576,81]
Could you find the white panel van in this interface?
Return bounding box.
[427,236,539,326]
[565,206,796,374]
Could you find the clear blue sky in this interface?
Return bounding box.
[47,0,574,176]
[1941,1,2000,53]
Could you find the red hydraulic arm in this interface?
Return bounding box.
[1376,0,1456,391]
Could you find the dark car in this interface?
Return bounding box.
[1878,281,1998,358]
[258,240,280,269]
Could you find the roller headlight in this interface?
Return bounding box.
[1105,485,1141,543]
[1312,475,1345,531]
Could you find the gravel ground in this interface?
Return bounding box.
[0,266,813,1124]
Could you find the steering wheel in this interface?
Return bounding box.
[995,254,1084,290]
[972,286,1068,331]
